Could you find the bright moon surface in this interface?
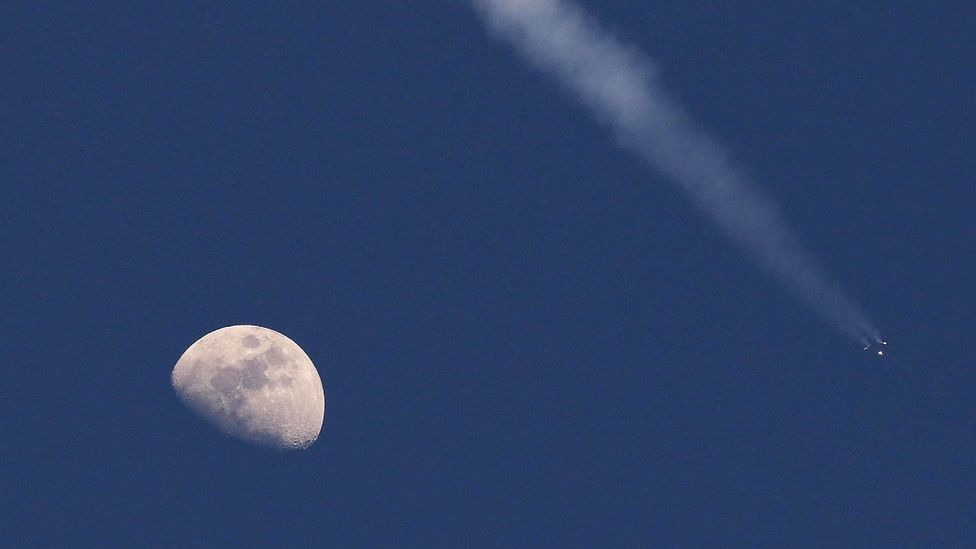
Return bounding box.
[171,325,325,450]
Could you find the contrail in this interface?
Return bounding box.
[471,0,880,344]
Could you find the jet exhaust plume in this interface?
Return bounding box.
[471,0,879,344]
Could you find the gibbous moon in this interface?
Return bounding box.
[171,325,325,450]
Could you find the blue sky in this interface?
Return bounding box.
[3,2,974,545]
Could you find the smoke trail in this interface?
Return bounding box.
[472,0,879,344]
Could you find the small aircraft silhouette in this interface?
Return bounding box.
[863,340,888,357]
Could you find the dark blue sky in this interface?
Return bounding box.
[4,2,974,545]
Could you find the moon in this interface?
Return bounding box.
[171,325,325,450]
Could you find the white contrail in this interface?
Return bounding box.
[472,0,880,344]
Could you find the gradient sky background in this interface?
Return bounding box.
[3,2,974,546]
